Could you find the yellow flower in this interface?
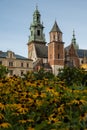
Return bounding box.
[0,113,4,120]
[27,119,34,123]
[33,92,39,98]
[27,127,35,130]
[0,122,11,128]
[0,82,3,87]
[58,104,64,114]
[40,92,46,98]
[17,106,28,114]
[0,103,5,110]
[71,99,79,105]
[36,99,42,106]
[80,112,87,121]
[79,99,87,105]
[19,120,27,124]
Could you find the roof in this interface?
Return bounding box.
[65,45,87,58]
[0,51,32,60]
[42,63,52,69]
[76,49,87,58]
[50,21,62,33]
[35,44,48,58]
[65,43,74,52]
[65,45,71,51]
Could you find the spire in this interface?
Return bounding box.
[28,6,46,43]
[33,5,41,24]
[71,30,79,49]
[36,4,38,10]
[50,21,62,33]
[72,30,76,44]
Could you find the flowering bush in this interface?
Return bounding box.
[0,72,87,130]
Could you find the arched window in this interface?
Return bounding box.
[37,30,40,36]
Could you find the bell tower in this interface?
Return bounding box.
[27,6,46,60]
[48,21,64,75]
[28,6,45,44]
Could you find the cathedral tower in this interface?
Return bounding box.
[27,6,46,60]
[48,21,64,75]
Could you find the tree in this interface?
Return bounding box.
[57,67,85,86]
[0,65,8,78]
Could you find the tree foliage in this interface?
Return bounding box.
[57,67,85,86]
[0,65,8,78]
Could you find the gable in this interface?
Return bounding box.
[65,44,78,57]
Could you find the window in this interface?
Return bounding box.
[81,60,83,64]
[37,30,40,36]
[9,70,13,75]
[21,63,23,67]
[9,62,13,67]
[58,34,60,41]
[10,53,12,58]
[58,54,60,59]
[31,31,33,36]
[37,16,39,21]
[0,61,2,65]
[21,71,24,76]
[53,35,55,40]
[27,63,28,68]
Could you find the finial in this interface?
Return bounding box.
[55,18,56,22]
[36,4,38,10]
[72,29,79,49]
[73,29,75,37]
[71,29,76,45]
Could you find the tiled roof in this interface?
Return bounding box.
[76,49,87,58]
[0,51,31,60]
[65,45,87,58]
[35,44,48,58]
[50,21,62,33]
[0,51,7,58]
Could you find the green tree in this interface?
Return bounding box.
[34,68,54,80]
[0,65,8,78]
[57,67,85,86]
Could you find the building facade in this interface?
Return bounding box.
[0,50,33,76]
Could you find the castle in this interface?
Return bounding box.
[0,6,87,76]
[27,6,87,75]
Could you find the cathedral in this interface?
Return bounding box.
[27,6,87,75]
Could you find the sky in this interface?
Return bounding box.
[0,0,87,57]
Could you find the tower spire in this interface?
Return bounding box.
[71,30,79,49]
[36,4,38,10]
[28,6,46,43]
[72,29,76,44]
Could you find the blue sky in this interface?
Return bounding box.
[0,0,87,57]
